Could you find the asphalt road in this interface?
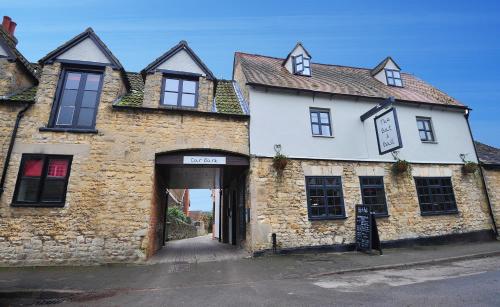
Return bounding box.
[2,256,500,306]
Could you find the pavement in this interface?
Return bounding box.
[149,235,251,264]
[0,240,500,306]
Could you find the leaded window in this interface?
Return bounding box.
[306,176,345,220]
[416,117,435,142]
[415,177,458,215]
[293,54,311,76]
[161,76,198,107]
[310,109,332,136]
[13,154,72,207]
[385,69,403,87]
[360,177,388,216]
[51,70,103,129]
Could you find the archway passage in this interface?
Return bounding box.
[149,149,249,260]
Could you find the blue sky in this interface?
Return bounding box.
[2,0,499,149]
[189,189,212,211]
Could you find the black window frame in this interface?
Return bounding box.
[416,117,436,142]
[160,74,199,108]
[385,69,403,87]
[359,176,389,217]
[293,54,311,76]
[48,66,105,131]
[305,176,346,220]
[414,177,458,216]
[309,108,332,137]
[12,154,73,207]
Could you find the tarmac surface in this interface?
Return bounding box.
[1,240,499,306]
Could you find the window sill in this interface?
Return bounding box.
[312,135,334,138]
[421,141,438,144]
[309,216,348,221]
[11,203,65,208]
[421,211,459,217]
[158,105,198,110]
[39,127,98,134]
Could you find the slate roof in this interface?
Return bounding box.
[115,72,144,107]
[0,26,38,81]
[214,80,244,114]
[475,141,500,166]
[115,74,244,115]
[235,52,465,108]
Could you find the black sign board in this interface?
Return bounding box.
[355,204,382,255]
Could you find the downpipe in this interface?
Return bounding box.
[0,103,31,197]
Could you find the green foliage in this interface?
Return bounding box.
[167,207,189,223]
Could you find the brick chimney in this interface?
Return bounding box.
[2,16,18,44]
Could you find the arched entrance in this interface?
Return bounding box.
[148,149,249,258]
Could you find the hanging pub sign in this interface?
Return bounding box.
[374,107,403,155]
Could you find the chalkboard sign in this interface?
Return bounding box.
[355,204,382,255]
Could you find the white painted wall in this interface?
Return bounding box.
[249,88,477,164]
[212,189,220,239]
[284,45,309,74]
[56,38,111,64]
[374,59,399,85]
[156,49,205,76]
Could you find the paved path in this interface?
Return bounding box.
[148,235,251,264]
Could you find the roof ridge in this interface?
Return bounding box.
[236,52,397,73]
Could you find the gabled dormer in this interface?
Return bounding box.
[371,56,403,87]
[141,40,215,111]
[38,28,127,132]
[283,42,312,76]
[39,27,124,69]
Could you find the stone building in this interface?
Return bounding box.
[0,18,498,266]
[233,43,498,252]
[0,19,249,265]
[475,142,500,236]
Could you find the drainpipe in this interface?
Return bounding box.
[0,103,31,197]
[464,110,498,238]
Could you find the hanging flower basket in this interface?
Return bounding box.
[462,161,478,174]
[392,159,411,174]
[273,153,288,172]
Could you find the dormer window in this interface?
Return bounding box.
[385,69,403,87]
[161,75,198,108]
[293,54,311,76]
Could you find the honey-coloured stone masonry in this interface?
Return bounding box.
[246,157,493,252]
[0,63,249,266]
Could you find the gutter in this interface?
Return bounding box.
[0,102,31,197]
[465,111,498,237]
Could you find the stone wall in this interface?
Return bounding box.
[0,63,249,266]
[0,59,36,96]
[483,168,500,235]
[166,218,198,241]
[247,157,492,252]
[0,104,21,170]
[142,72,214,112]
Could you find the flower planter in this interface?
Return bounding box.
[392,160,411,175]
[273,157,288,171]
[462,162,478,174]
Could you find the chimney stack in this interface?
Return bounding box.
[9,21,16,36]
[2,16,18,45]
[2,16,11,32]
